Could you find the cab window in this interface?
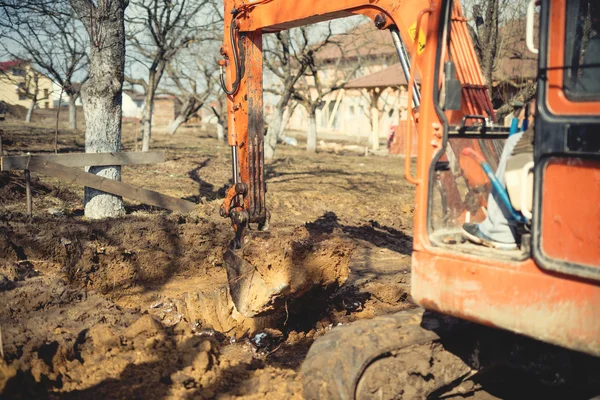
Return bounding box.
[564,0,600,101]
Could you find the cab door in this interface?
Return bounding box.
[533,0,600,280]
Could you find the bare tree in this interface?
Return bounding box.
[21,70,49,123]
[463,0,536,117]
[292,25,361,153]
[70,0,129,219]
[263,31,310,159]
[210,95,227,142]
[0,0,88,129]
[163,42,219,134]
[125,0,216,151]
[163,58,217,135]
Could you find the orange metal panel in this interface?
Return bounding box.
[546,0,600,115]
[541,158,600,268]
[412,249,600,356]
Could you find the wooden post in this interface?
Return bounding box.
[0,131,3,156]
[25,169,32,217]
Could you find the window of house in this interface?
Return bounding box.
[17,82,27,100]
[12,68,25,76]
[44,88,49,98]
[44,102,49,109]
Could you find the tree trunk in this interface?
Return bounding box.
[141,93,153,151]
[278,105,293,139]
[265,105,284,160]
[306,110,317,153]
[167,113,186,135]
[476,0,500,95]
[370,105,380,151]
[217,120,225,141]
[25,100,35,123]
[25,73,39,123]
[68,96,77,130]
[73,0,127,219]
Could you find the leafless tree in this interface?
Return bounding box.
[292,25,362,153]
[263,30,310,159]
[210,94,227,142]
[162,54,218,135]
[463,0,537,118]
[69,0,129,219]
[125,0,217,151]
[0,0,88,129]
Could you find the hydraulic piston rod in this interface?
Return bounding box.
[390,27,420,107]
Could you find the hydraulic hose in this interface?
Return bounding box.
[220,10,243,96]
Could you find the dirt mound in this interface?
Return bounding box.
[0,216,361,399]
[0,212,230,296]
[0,269,221,399]
[0,172,78,206]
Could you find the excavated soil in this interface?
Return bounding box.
[0,122,414,399]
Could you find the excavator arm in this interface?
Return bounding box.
[218,0,496,246]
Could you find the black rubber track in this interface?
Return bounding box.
[301,308,462,399]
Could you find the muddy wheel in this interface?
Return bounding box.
[301,308,472,400]
[355,341,472,399]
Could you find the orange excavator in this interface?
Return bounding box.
[218,0,600,397]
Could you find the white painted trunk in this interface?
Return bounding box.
[25,101,35,123]
[77,0,126,219]
[167,114,186,135]
[141,98,153,152]
[371,106,380,151]
[307,112,317,153]
[69,97,77,130]
[217,121,225,141]
[278,106,292,139]
[265,106,284,160]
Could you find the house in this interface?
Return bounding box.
[121,90,183,128]
[490,17,538,108]
[122,89,145,120]
[267,14,538,149]
[282,21,400,142]
[0,60,55,110]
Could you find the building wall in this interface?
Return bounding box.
[122,92,143,119]
[268,57,410,142]
[152,97,176,127]
[286,85,409,141]
[0,63,54,109]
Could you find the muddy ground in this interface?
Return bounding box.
[0,122,595,399]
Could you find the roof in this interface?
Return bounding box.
[0,59,30,72]
[493,17,538,81]
[123,89,146,101]
[344,64,420,89]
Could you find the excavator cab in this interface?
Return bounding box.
[412,0,600,356]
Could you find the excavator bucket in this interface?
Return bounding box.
[222,230,354,318]
[223,248,288,317]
